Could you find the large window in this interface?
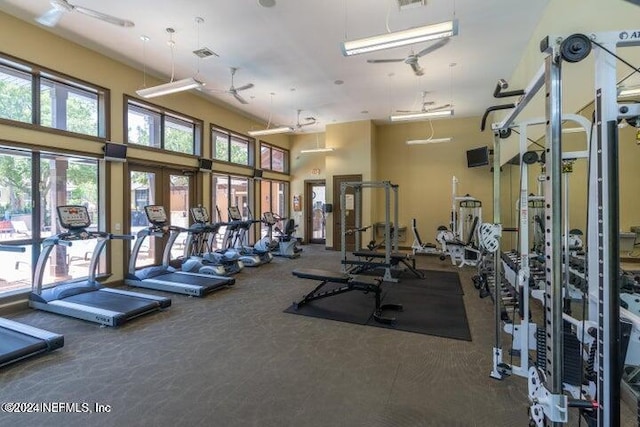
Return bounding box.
[0,64,32,123]
[40,77,99,135]
[0,55,107,138]
[260,143,289,173]
[126,98,202,155]
[0,148,101,296]
[212,126,252,166]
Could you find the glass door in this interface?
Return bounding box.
[128,166,194,269]
[129,168,159,268]
[168,173,190,260]
[305,180,326,244]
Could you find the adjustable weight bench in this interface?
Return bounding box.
[346,250,425,279]
[292,268,403,324]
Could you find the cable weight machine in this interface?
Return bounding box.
[483,31,640,427]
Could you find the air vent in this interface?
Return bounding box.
[397,0,427,10]
[193,48,219,58]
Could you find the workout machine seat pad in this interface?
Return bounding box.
[352,251,408,260]
[292,269,350,283]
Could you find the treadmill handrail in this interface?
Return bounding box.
[34,230,129,295]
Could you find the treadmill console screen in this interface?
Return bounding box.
[191,207,209,223]
[58,205,91,229]
[228,206,242,221]
[144,205,168,225]
[263,212,275,224]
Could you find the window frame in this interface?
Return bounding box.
[259,141,289,174]
[211,124,254,167]
[0,52,109,141]
[125,96,203,156]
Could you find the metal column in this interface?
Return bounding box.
[591,34,622,427]
[490,131,504,379]
[543,47,565,427]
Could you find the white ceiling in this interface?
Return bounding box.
[0,0,550,133]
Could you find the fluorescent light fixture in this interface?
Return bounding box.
[136,77,204,98]
[341,19,458,56]
[390,109,453,122]
[247,126,295,137]
[406,137,452,145]
[300,147,335,154]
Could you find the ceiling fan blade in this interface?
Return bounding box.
[232,92,249,105]
[233,83,254,92]
[428,103,452,112]
[74,5,135,27]
[367,59,404,64]
[415,38,450,58]
[36,8,65,27]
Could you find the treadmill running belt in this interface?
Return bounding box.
[159,272,233,288]
[63,291,160,317]
[0,328,48,366]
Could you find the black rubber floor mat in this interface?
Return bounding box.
[285,270,471,341]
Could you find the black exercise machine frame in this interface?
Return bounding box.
[292,268,403,324]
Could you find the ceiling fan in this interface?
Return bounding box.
[292,109,317,132]
[367,38,450,76]
[396,91,451,114]
[210,67,254,105]
[36,0,135,28]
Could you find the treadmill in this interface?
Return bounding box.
[0,245,63,368]
[125,205,235,296]
[29,205,171,327]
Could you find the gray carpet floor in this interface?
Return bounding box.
[0,245,636,427]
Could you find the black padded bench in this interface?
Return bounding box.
[345,250,425,279]
[292,268,403,324]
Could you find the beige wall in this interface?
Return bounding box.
[375,117,509,248]
[324,120,374,248]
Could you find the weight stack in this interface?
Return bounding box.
[563,321,582,386]
[535,327,546,371]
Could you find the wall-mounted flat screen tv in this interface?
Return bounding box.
[466,146,489,168]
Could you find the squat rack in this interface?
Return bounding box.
[340,181,399,282]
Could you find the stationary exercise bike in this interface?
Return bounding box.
[258,212,301,259]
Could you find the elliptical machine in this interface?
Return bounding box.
[183,206,243,275]
[217,207,263,267]
[259,212,301,259]
[227,206,273,265]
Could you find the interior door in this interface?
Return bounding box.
[332,174,361,251]
[305,180,326,244]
